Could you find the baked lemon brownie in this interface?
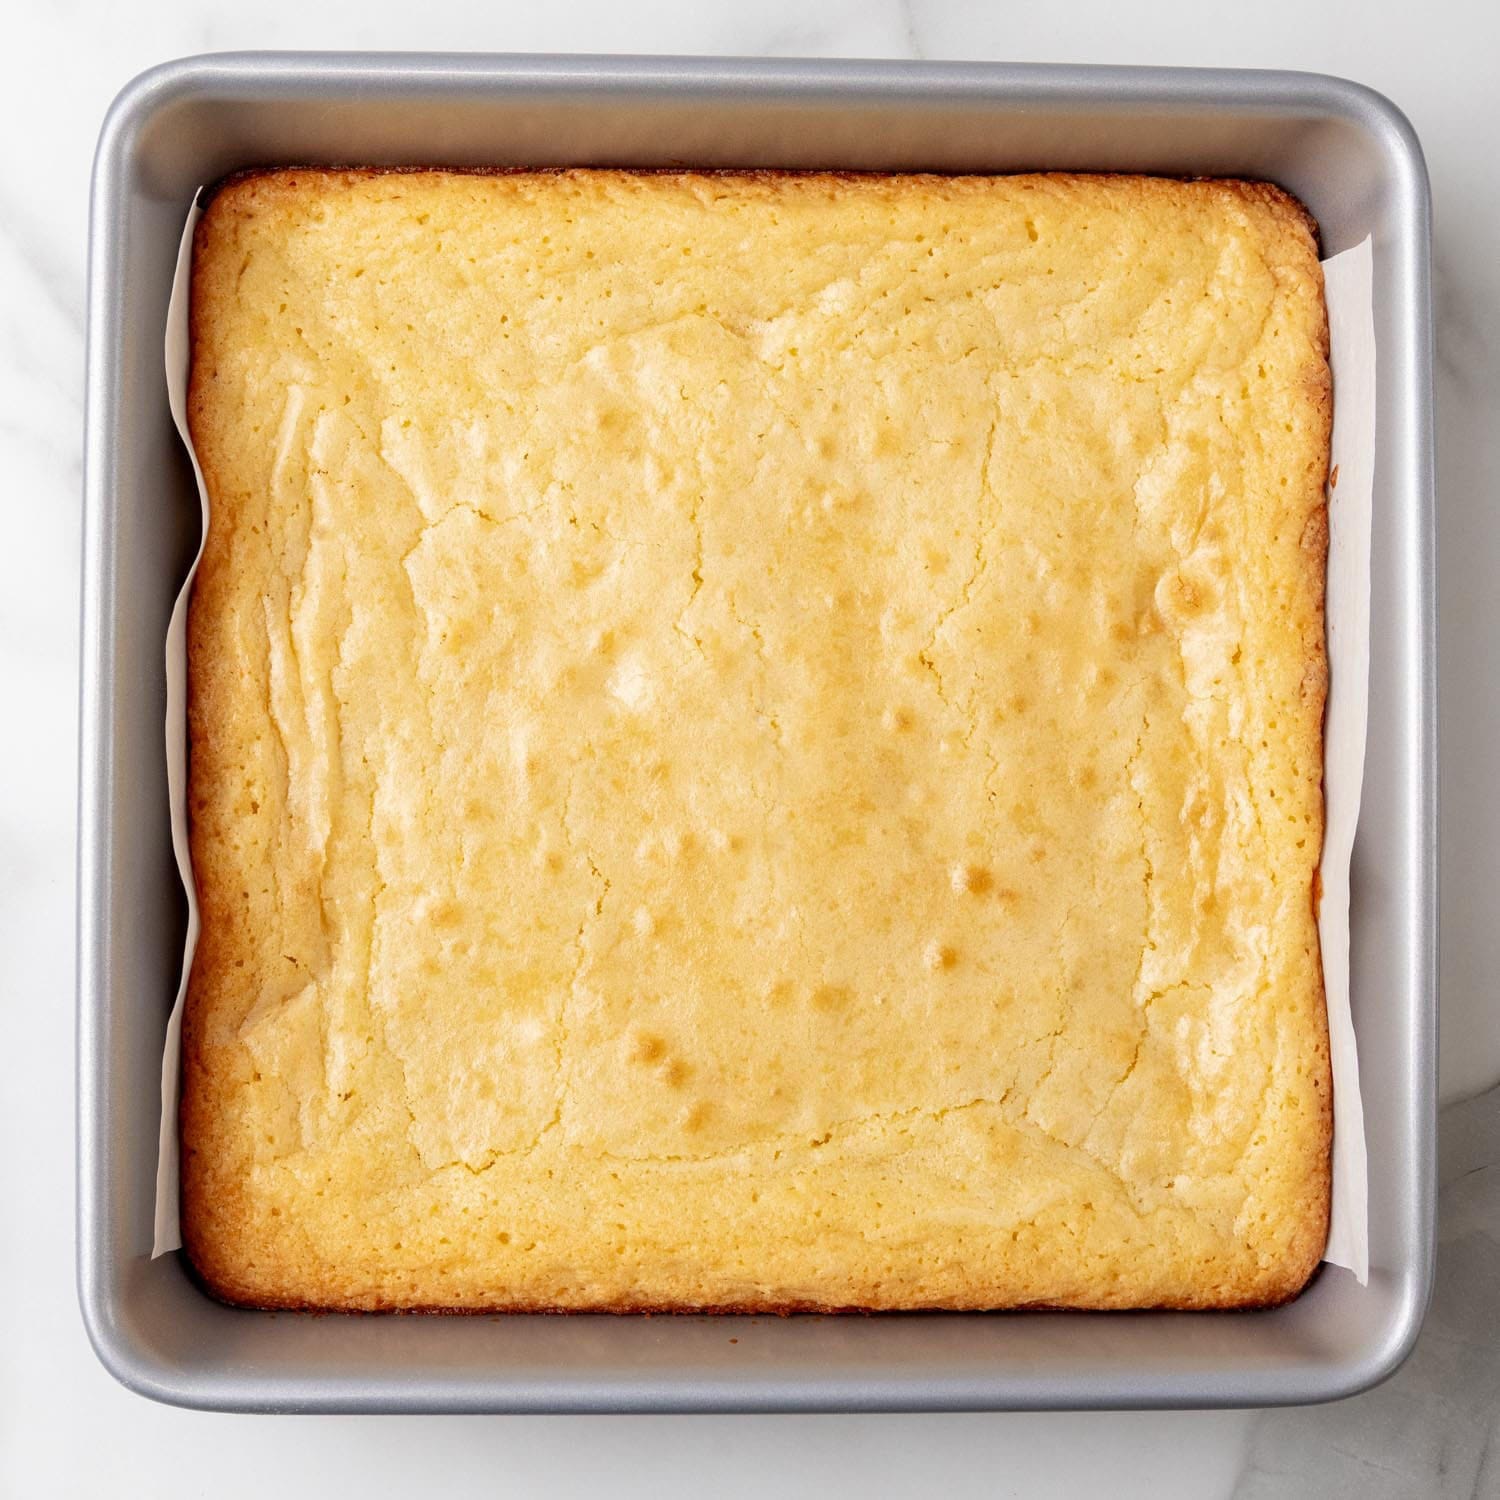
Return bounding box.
[182,168,1332,1311]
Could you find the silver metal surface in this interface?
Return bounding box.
[78,52,1437,1414]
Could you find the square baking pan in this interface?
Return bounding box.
[78,52,1436,1413]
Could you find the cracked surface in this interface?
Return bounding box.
[180,169,1331,1311]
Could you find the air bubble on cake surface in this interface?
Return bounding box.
[629,1032,667,1064]
[662,829,695,861]
[810,983,852,1013]
[950,862,994,895]
[924,940,959,972]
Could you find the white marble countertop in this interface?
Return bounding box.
[2,1,1496,1495]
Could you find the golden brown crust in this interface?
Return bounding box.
[191,1283,1323,1315]
[201,165,1322,208]
[1272,205,1334,1310]
[181,168,1332,1314]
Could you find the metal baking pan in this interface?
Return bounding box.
[78,52,1436,1413]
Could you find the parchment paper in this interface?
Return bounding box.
[156,195,205,1257]
[153,200,1374,1282]
[1318,238,1375,1283]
